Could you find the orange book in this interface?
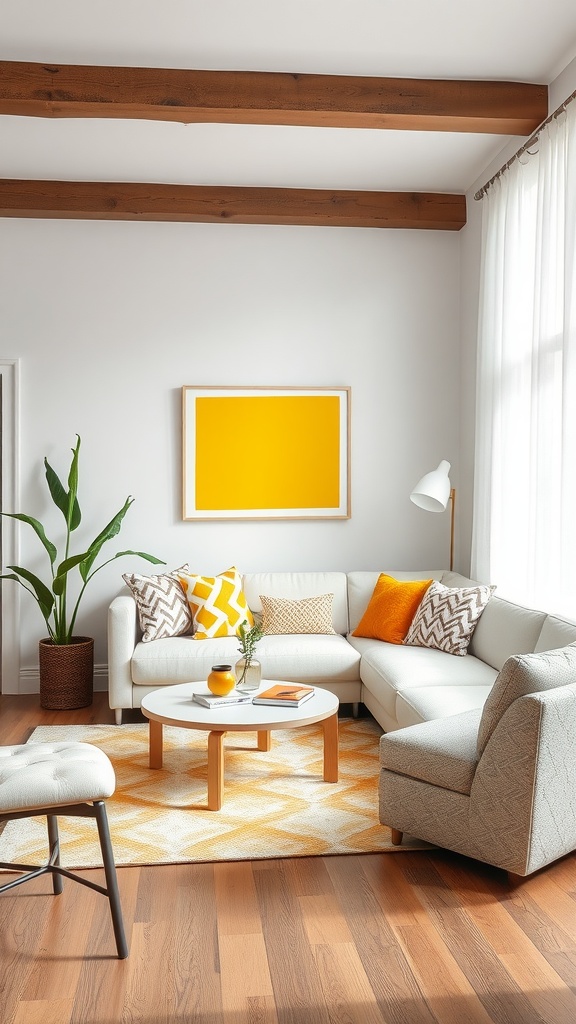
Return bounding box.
[252,684,314,707]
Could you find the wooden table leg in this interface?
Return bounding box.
[149,719,163,769]
[322,712,339,782]
[257,730,271,751]
[207,730,227,810]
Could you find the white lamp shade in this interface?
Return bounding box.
[410,460,451,513]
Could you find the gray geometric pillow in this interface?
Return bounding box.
[123,564,193,642]
[404,579,495,657]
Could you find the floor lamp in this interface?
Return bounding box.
[410,460,456,571]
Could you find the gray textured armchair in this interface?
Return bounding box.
[379,644,576,877]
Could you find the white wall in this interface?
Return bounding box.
[0,218,460,690]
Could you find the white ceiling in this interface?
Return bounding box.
[2,0,576,195]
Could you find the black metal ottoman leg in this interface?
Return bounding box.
[47,815,64,894]
[93,801,129,959]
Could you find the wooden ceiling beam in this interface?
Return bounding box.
[0,61,547,135]
[0,179,467,230]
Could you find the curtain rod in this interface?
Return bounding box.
[474,85,576,201]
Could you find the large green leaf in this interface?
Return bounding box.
[44,434,81,531]
[114,550,165,565]
[80,549,165,583]
[78,496,134,580]
[66,435,81,531]
[4,565,55,619]
[1,512,57,566]
[53,551,90,595]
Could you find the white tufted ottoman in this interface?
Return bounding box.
[0,740,128,959]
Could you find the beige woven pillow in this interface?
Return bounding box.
[260,593,336,635]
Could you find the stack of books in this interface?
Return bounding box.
[252,684,315,707]
[192,690,251,708]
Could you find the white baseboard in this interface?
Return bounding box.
[16,663,109,694]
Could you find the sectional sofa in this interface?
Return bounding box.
[107,568,576,726]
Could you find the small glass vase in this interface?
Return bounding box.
[235,656,262,693]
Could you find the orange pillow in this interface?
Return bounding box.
[352,574,432,644]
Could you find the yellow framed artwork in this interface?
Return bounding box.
[182,386,351,520]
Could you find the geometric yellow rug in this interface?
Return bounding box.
[0,719,430,869]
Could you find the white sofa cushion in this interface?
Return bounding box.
[132,635,239,685]
[535,614,576,652]
[350,636,497,720]
[243,572,349,635]
[244,634,361,683]
[131,632,360,686]
[395,683,496,729]
[443,571,549,669]
[468,596,547,670]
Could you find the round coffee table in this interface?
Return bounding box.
[140,681,339,810]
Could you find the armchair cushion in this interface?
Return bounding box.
[477,643,576,756]
[379,708,482,795]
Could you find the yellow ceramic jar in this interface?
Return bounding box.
[207,664,236,696]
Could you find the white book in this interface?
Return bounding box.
[192,691,251,708]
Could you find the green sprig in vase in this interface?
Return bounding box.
[235,621,264,692]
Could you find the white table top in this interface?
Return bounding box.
[140,680,339,732]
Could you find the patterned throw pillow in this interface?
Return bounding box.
[177,566,254,640]
[403,580,495,656]
[123,565,193,643]
[260,593,336,635]
[352,574,433,644]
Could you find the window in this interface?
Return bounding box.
[472,103,576,617]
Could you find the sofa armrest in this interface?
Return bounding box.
[107,591,140,713]
[471,683,576,874]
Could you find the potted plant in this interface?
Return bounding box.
[235,620,264,692]
[1,435,164,709]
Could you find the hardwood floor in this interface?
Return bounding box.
[2,692,576,1024]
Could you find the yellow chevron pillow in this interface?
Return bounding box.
[177,566,254,640]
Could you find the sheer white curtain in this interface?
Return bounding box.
[472,100,576,616]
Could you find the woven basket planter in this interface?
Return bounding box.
[39,636,94,710]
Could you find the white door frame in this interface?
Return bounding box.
[1,359,20,693]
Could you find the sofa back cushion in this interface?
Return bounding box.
[347,570,444,634]
[468,597,547,670]
[535,614,576,653]
[441,571,547,670]
[477,644,576,756]
[243,572,349,635]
